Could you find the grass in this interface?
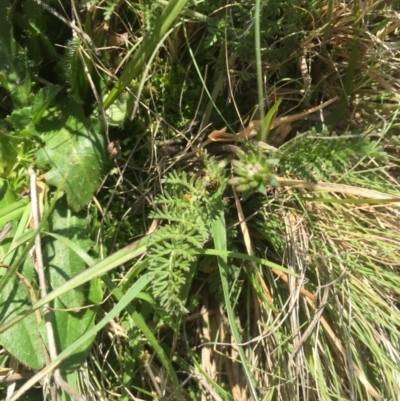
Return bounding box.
[0,0,400,400]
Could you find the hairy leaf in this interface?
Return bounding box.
[32,85,62,124]
[53,278,102,371]
[35,99,107,211]
[0,275,45,369]
[43,199,93,309]
[0,132,19,178]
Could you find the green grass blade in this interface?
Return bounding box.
[200,248,297,277]
[0,199,29,227]
[0,238,147,334]
[254,0,264,129]
[103,0,189,110]
[102,274,184,400]
[43,232,184,396]
[259,98,283,142]
[7,273,152,401]
[211,204,259,400]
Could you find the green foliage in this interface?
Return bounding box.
[147,64,203,132]
[198,0,307,76]
[229,143,279,195]
[0,0,109,384]
[12,0,59,68]
[57,38,104,107]
[103,0,190,109]
[0,0,31,109]
[0,0,399,399]
[148,156,227,314]
[103,0,120,22]
[0,103,39,180]
[52,277,102,371]
[0,132,20,178]
[35,99,107,212]
[31,85,63,125]
[0,188,101,371]
[277,128,387,182]
[70,46,95,105]
[43,200,93,309]
[0,253,46,369]
[57,38,81,85]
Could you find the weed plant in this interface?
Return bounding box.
[0,0,399,400]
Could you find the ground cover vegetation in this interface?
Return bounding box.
[0,0,399,400]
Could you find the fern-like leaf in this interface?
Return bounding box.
[147,156,227,314]
[277,128,386,182]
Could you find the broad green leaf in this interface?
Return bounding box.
[53,278,102,371]
[43,199,93,309]
[0,195,99,371]
[0,238,148,335]
[0,180,17,260]
[32,85,62,124]
[0,199,36,315]
[0,179,16,207]
[7,107,37,139]
[0,131,19,178]
[7,107,32,130]
[0,0,31,108]
[69,52,84,103]
[105,92,128,127]
[35,99,107,211]
[0,275,45,369]
[0,185,61,303]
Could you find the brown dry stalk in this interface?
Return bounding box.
[203,96,339,147]
[276,177,400,201]
[237,96,339,139]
